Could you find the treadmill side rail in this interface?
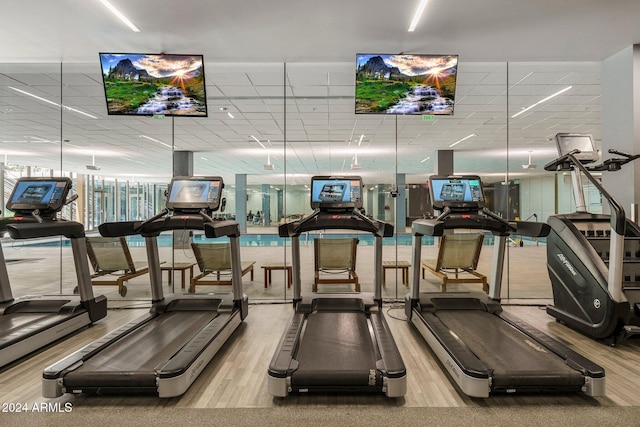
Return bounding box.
[369,312,406,379]
[268,313,304,384]
[369,312,406,397]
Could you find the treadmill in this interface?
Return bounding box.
[268,176,406,397]
[405,175,605,397]
[0,177,107,368]
[43,176,248,398]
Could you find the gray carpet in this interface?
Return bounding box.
[4,406,640,426]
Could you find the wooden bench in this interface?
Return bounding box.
[382,260,411,287]
[161,262,196,289]
[261,263,292,288]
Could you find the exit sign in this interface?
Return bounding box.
[422,114,435,122]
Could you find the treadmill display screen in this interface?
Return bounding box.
[311,176,363,209]
[555,133,599,164]
[166,176,223,211]
[430,175,485,210]
[6,178,72,213]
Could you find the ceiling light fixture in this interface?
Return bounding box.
[449,133,477,148]
[420,156,431,163]
[86,154,101,171]
[219,106,234,118]
[522,151,538,169]
[351,153,362,170]
[264,152,274,170]
[139,135,172,149]
[99,0,141,32]
[408,0,429,32]
[511,86,572,118]
[250,135,266,149]
[9,86,97,119]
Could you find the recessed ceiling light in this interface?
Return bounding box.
[449,134,477,148]
[139,134,172,149]
[99,0,141,32]
[408,0,429,32]
[9,86,97,119]
[511,86,572,118]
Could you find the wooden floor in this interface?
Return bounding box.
[2,301,640,409]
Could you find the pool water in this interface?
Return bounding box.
[18,232,539,248]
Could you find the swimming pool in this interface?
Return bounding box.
[14,231,544,248]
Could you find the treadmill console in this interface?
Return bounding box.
[310,176,363,210]
[430,175,485,211]
[555,133,599,164]
[6,177,72,215]
[166,176,224,213]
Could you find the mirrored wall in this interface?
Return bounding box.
[0,59,602,304]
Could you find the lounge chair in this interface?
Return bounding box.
[421,233,488,293]
[313,237,359,292]
[190,242,255,292]
[86,236,151,297]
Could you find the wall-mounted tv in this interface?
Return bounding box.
[355,54,458,115]
[99,53,207,117]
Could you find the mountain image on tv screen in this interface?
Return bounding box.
[99,53,207,117]
[355,54,458,115]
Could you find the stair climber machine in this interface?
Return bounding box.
[0,177,107,368]
[42,176,248,398]
[268,176,406,397]
[545,133,640,344]
[405,175,605,397]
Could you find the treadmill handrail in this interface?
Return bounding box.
[279,208,393,238]
[0,216,38,234]
[412,212,512,237]
[7,220,85,240]
[98,213,241,239]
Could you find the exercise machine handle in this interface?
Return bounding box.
[133,208,169,233]
[544,149,581,171]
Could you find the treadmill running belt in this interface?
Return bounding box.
[0,312,63,337]
[64,310,217,388]
[293,312,377,386]
[435,309,584,388]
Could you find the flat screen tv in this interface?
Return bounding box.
[429,175,484,210]
[554,133,599,164]
[311,176,363,209]
[99,53,207,117]
[166,176,223,212]
[355,54,458,115]
[7,177,72,213]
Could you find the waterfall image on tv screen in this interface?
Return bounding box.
[355,54,458,115]
[99,53,207,117]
